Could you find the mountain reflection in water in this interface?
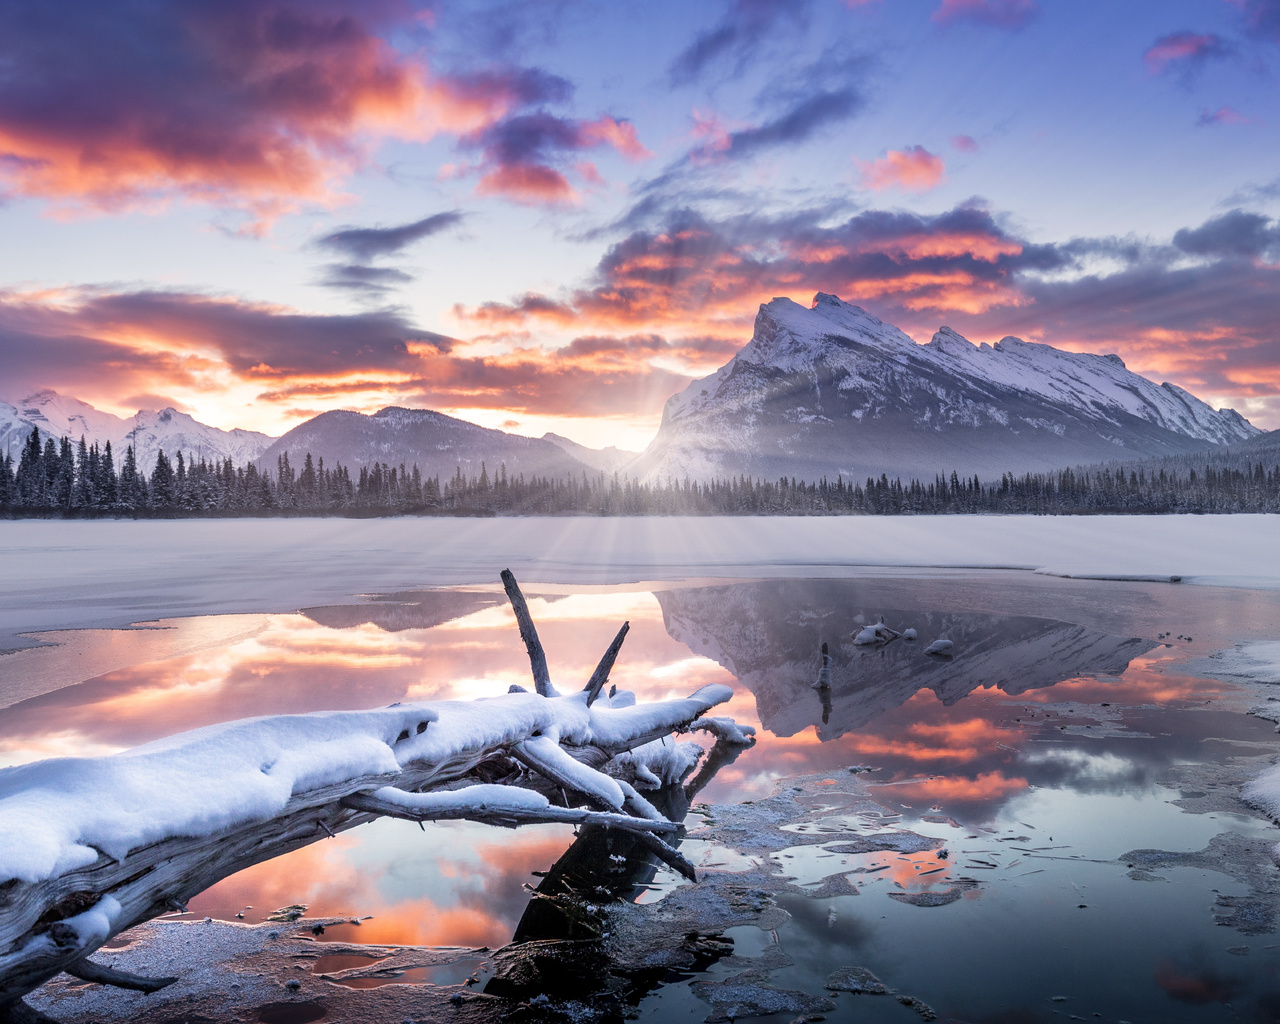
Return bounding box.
[658,579,1158,741]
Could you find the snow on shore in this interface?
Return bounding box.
[1,516,1276,656]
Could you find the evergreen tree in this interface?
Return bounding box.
[151,450,175,508]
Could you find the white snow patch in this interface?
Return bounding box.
[1209,642,1280,684]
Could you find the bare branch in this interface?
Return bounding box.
[341,788,678,836]
[500,568,556,697]
[584,622,629,706]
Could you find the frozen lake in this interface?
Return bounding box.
[6,567,1280,1023]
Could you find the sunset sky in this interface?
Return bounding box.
[2,0,1279,449]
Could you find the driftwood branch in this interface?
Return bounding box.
[585,622,629,706]
[341,788,678,835]
[501,568,556,697]
[0,569,750,1014]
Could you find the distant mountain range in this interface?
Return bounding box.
[258,407,592,481]
[0,390,272,471]
[628,293,1259,484]
[2,293,1269,483]
[542,433,639,475]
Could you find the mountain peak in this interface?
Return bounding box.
[633,299,1258,485]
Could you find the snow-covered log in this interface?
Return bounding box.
[0,571,745,1014]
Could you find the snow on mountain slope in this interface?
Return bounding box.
[0,391,273,470]
[123,408,273,469]
[633,293,1257,483]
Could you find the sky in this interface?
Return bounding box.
[2,0,1280,451]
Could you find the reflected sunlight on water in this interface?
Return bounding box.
[2,577,1275,969]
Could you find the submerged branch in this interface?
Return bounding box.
[63,959,177,993]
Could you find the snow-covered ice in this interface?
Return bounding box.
[1211,642,1280,685]
[2,515,1278,659]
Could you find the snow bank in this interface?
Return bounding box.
[1209,641,1280,684]
[1243,765,1280,822]
[613,737,705,789]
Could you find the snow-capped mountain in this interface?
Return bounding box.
[259,406,593,481]
[658,579,1155,741]
[542,433,639,475]
[630,293,1259,483]
[0,390,273,470]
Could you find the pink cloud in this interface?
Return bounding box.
[1197,106,1257,126]
[951,134,980,153]
[858,146,946,192]
[1143,31,1231,74]
[931,0,1038,29]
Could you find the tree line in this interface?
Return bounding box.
[1,426,1278,517]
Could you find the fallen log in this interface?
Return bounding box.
[0,571,748,1015]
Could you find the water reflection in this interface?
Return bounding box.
[2,576,1278,1020]
[658,579,1158,740]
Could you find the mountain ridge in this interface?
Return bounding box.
[0,391,273,471]
[258,406,595,482]
[628,293,1257,484]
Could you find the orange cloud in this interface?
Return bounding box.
[859,147,946,192]
[476,164,578,205]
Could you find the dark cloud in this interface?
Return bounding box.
[0,0,444,222]
[0,1,598,225]
[717,87,864,158]
[457,111,648,204]
[667,0,809,86]
[1173,209,1280,260]
[460,203,1056,333]
[0,289,450,393]
[316,211,465,261]
[1237,0,1280,43]
[0,286,703,420]
[318,264,417,295]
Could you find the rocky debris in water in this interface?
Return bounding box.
[825,832,942,856]
[485,938,612,1000]
[693,772,936,860]
[1213,895,1274,934]
[920,814,962,828]
[24,918,501,1024]
[1125,868,1167,882]
[803,871,861,899]
[1228,946,1251,955]
[887,880,980,907]
[825,965,887,994]
[692,971,836,1022]
[265,904,308,922]
[897,994,938,1020]
[1122,832,1280,934]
